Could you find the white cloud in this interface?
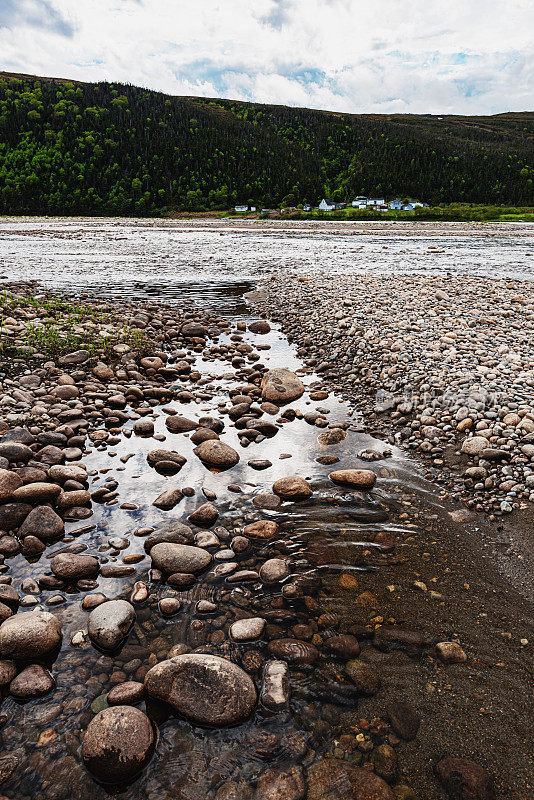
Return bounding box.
[0,0,532,113]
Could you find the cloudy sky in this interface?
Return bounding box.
[0,0,532,114]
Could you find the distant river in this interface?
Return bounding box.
[0,217,532,311]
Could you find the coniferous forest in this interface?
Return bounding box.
[0,72,532,216]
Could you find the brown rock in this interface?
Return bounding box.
[329,469,376,489]
[307,758,395,800]
[435,757,495,800]
[19,506,64,541]
[193,440,240,470]
[243,520,280,540]
[0,610,62,658]
[268,639,318,666]
[82,706,155,783]
[0,468,23,501]
[255,766,306,800]
[272,476,313,501]
[261,368,305,405]
[50,553,99,581]
[10,664,55,698]
[107,681,146,706]
[188,502,219,527]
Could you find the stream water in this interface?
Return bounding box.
[0,219,532,800]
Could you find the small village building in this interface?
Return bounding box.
[367,198,385,207]
[389,200,402,210]
[319,198,336,211]
[235,205,248,212]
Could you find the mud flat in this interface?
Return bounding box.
[0,284,532,800]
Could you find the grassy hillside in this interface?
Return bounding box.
[0,72,532,216]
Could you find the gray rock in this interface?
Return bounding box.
[88,600,135,651]
[150,542,212,574]
[0,610,62,658]
[145,653,257,726]
[230,617,265,642]
[260,558,290,584]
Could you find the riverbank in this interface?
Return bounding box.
[253,273,534,519]
[0,284,532,800]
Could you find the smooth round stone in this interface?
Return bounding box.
[9,664,54,698]
[248,460,273,471]
[345,659,382,694]
[88,600,135,651]
[133,419,154,436]
[435,757,494,800]
[188,502,219,527]
[195,531,219,548]
[436,641,467,663]
[193,440,240,470]
[143,523,193,552]
[272,475,313,501]
[107,681,147,706]
[259,558,290,584]
[197,600,217,613]
[50,553,99,581]
[329,469,377,489]
[0,610,62,659]
[190,428,219,445]
[261,369,305,404]
[82,706,155,783]
[159,597,181,616]
[144,654,257,726]
[243,520,280,540]
[165,415,198,433]
[12,482,61,503]
[324,634,361,659]
[150,543,212,574]
[230,617,266,642]
[167,573,196,589]
[249,320,271,334]
[0,442,33,463]
[130,582,149,603]
[252,493,282,510]
[83,593,108,611]
[387,701,421,741]
[268,639,318,666]
[461,436,490,455]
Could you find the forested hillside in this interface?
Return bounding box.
[0,72,532,216]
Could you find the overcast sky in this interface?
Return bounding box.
[0,0,532,114]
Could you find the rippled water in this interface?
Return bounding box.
[0,218,533,311]
[0,218,532,800]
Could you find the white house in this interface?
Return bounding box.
[389,200,402,210]
[367,198,385,207]
[402,203,414,211]
[303,204,312,212]
[319,198,336,211]
[235,205,248,212]
[352,196,367,206]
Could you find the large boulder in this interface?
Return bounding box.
[306,758,395,800]
[261,369,305,405]
[193,440,239,470]
[145,653,257,726]
[88,600,135,651]
[82,706,155,783]
[150,543,212,574]
[0,610,62,659]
